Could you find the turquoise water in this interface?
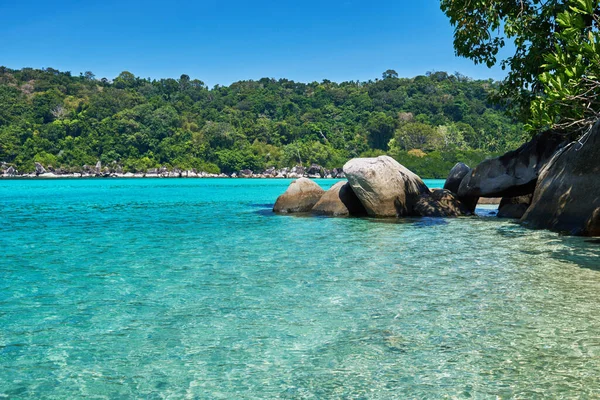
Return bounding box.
[1,178,600,399]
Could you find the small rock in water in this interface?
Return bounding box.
[312,181,367,216]
[273,178,325,213]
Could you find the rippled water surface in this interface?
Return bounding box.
[1,178,600,399]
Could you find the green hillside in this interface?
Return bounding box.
[0,67,527,178]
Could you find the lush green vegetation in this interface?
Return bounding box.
[441,0,600,134]
[0,66,527,177]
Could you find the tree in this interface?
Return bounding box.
[366,112,396,150]
[440,0,600,132]
[529,0,600,132]
[392,122,442,151]
[113,71,137,89]
[382,69,399,80]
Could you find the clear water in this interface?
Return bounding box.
[1,178,600,399]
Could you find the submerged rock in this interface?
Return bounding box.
[273,178,325,213]
[312,181,367,216]
[521,120,600,236]
[414,189,472,217]
[343,155,429,217]
[459,130,567,198]
[497,195,533,219]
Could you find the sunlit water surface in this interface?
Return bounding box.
[1,178,600,399]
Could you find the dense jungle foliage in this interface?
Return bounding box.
[0,67,527,177]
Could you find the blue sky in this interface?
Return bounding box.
[0,0,510,86]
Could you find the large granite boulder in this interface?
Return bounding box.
[458,130,567,198]
[273,178,325,213]
[521,121,600,236]
[444,162,478,212]
[414,189,472,217]
[312,181,367,216]
[497,195,533,219]
[343,156,430,217]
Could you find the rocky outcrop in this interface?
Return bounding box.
[458,130,567,198]
[444,163,470,194]
[4,166,16,177]
[312,181,367,216]
[343,156,430,217]
[273,178,325,213]
[497,195,533,219]
[306,164,324,178]
[521,121,600,236]
[414,189,472,217]
[34,162,46,175]
[444,162,478,212]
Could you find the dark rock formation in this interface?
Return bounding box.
[444,162,478,212]
[34,162,46,175]
[306,164,324,178]
[497,195,533,219]
[444,162,470,194]
[458,130,567,198]
[343,156,430,217]
[414,189,472,217]
[521,121,600,236]
[312,181,367,216]
[273,178,325,213]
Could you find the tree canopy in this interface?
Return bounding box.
[441,0,600,133]
[0,67,526,177]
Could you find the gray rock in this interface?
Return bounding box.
[521,120,600,236]
[312,181,367,216]
[444,163,471,194]
[290,165,305,176]
[444,162,478,212]
[264,167,277,177]
[273,178,325,213]
[307,164,324,178]
[95,161,102,174]
[5,166,16,176]
[414,189,472,217]
[343,155,429,217]
[497,195,533,219]
[34,162,46,175]
[458,130,568,198]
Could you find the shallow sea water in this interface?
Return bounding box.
[1,178,600,399]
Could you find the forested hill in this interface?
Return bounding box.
[0,67,527,178]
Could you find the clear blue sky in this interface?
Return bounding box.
[0,0,510,86]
